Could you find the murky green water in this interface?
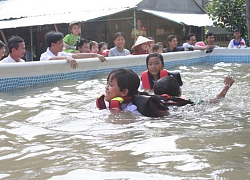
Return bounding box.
[0,62,250,180]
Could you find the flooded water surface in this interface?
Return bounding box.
[0,62,250,180]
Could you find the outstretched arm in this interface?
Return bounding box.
[72,53,107,62]
[49,56,78,69]
[207,75,235,103]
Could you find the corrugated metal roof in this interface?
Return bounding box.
[0,0,142,29]
[142,9,213,27]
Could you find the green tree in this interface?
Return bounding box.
[246,0,250,43]
[206,0,247,42]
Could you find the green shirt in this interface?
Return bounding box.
[63,33,80,53]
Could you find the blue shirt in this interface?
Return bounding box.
[108,46,131,57]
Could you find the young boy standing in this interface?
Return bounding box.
[228,29,246,48]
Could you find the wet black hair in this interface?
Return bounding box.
[154,76,181,96]
[45,31,64,47]
[107,69,140,96]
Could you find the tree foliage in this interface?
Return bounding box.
[206,0,247,38]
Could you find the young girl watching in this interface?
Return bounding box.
[140,53,182,90]
[90,41,99,54]
[154,75,234,104]
[98,42,109,56]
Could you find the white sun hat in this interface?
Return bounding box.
[131,36,153,50]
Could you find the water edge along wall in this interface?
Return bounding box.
[0,49,250,91]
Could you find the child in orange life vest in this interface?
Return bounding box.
[96,69,141,114]
[154,75,235,104]
[140,53,182,91]
[63,21,81,53]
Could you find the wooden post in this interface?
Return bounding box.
[54,24,58,32]
[29,26,34,61]
[246,0,250,45]
[0,29,8,45]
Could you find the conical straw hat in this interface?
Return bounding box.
[131,36,153,50]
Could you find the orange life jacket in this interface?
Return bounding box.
[96,94,132,110]
[141,69,169,89]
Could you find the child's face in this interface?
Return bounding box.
[147,57,164,77]
[114,36,125,49]
[156,47,163,53]
[90,44,99,53]
[105,76,124,102]
[234,32,241,39]
[71,24,81,36]
[99,44,107,54]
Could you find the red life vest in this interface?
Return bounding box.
[96,94,132,110]
[141,69,169,89]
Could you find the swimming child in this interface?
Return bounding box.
[153,75,234,104]
[63,21,81,53]
[96,69,141,114]
[140,53,183,90]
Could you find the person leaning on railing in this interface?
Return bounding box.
[40,31,107,69]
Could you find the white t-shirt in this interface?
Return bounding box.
[121,102,141,115]
[0,55,25,63]
[182,42,194,48]
[105,100,141,115]
[40,48,73,61]
[228,38,246,48]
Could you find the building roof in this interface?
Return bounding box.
[142,9,213,27]
[0,0,142,29]
[0,0,212,29]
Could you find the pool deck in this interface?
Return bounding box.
[0,48,249,91]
